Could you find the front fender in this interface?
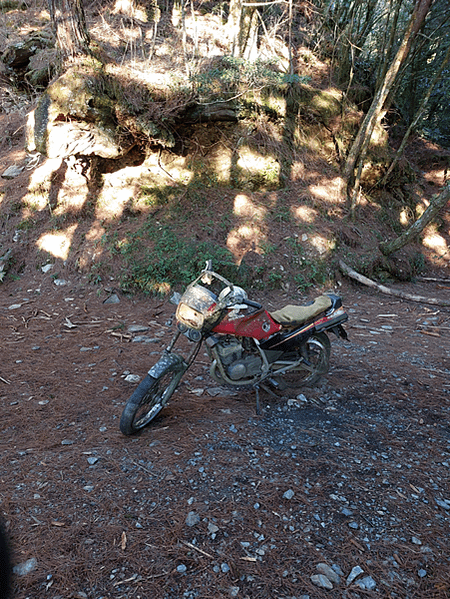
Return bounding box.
[147,351,187,378]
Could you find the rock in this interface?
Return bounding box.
[103,294,120,304]
[317,563,340,584]
[132,336,159,343]
[1,164,24,179]
[185,511,200,527]
[13,557,37,576]
[27,63,174,159]
[124,374,141,383]
[128,324,150,333]
[311,574,333,590]
[283,489,295,500]
[347,565,364,585]
[435,498,450,510]
[418,569,427,578]
[2,30,53,69]
[355,576,376,590]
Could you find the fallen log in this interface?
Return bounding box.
[338,260,450,307]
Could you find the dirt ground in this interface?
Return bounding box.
[1,9,450,596]
[1,264,450,599]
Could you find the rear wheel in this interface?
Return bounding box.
[120,363,185,435]
[273,332,331,392]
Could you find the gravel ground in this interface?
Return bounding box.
[1,274,450,598]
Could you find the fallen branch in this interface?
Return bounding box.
[338,260,450,307]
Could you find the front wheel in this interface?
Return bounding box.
[120,361,185,435]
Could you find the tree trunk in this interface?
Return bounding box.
[379,183,450,256]
[381,42,450,186]
[48,0,91,60]
[228,0,242,57]
[343,0,435,210]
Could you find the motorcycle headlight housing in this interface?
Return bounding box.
[176,285,217,330]
[176,303,204,329]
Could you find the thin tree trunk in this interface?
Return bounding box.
[379,183,450,256]
[228,0,242,57]
[343,0,434,209]
[381,43,450,185]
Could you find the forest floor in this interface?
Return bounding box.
[1,256,450,599]
[1,3,450,599]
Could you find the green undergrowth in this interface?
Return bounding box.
[106,217,248,295]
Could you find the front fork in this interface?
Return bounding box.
[152,327,202,376]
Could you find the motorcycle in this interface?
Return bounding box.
[119,261,348,435]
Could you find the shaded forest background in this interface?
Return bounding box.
[0,0,449,295]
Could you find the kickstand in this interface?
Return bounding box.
[254,384,261,415]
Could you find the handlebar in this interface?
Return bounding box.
[243,298,262,310]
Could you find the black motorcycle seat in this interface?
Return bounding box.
[270,295,333,326]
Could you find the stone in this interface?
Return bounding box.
[355,576,376,590]
[185,511,200,527]
[435,498,450,510]
[208,523,219,534]
[103,294,120,304]
[317,563,340,584]
[1,165,25,179]
[13,558,37,576]
[311,574,333,590]
[128,324,150,333]
[347,565,364,585]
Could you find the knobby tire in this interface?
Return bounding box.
[120,364,185,435]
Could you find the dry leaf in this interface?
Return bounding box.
[121,531,127,550]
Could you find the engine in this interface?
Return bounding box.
[215,338,262,381]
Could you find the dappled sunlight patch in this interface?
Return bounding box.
[226,224,265,260]
[22,158,62,213]
[208,147,232,184]
[86,222,106,244]
[37,224,77,260]
[96,166,148,220]
[24,157,89,216]
[310,88,341,120]
[292,204,317,223]
[309,233,335,256]
[233,194,267,221]
[422,226,449,259]
[236,148,280,189]
[308,176,345,204]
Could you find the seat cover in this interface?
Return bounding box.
[270,295,332,326]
